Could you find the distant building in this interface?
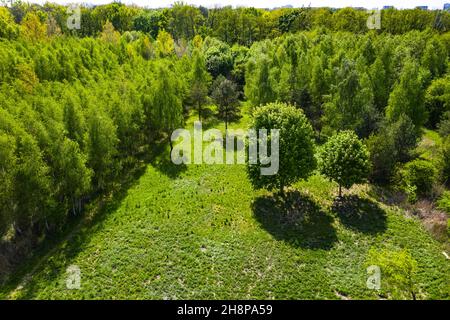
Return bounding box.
[444,3,450,11]
[383,6,394,9]
[416,6,428,10]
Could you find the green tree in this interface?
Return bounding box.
[85,109,119,191]
[211,76,239,131]
[386,59,427,128]
[0,132,16,235]
[156,29,175,57]
[425,76,450,128]
[0,6,19,39]
[190,49,211,121]
[318,130,370,197]
[246,102,316,195]
[151,62,183,150]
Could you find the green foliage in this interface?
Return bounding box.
[397,159,438,201]
[0,7,19,39]
[190,49,211,120]
[211,76,239,130]
[133,10,166,39]
[386,59,427,129]
[246,102,316,194]
[440,136,450,185]
[366,248,418,300]
[425,76,450,128]
[367,115,420,184]
[436,190,450,215]
[203,37,233,77]
[318,130,370,196]
[438,111,450,137]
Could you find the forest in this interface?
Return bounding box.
[0,2,449,300]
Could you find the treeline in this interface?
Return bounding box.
[1,2,450,45]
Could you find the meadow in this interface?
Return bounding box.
[2,107,448,300]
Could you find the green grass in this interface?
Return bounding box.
[1,108,448,300]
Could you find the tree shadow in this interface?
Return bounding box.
[252,190,337,250]
[331,195,387,235]
[152,150,187,179]
[151,140,187,179]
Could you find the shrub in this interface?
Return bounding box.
[440,136,450,185]
[366,247,418,300]
[437,191,450,215]
[398,159,438,201]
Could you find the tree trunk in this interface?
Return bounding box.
[225,109,228,134]
[280,183,285,198]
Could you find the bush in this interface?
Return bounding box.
[440,136,450,185]
[398,159,438,201]
[437,191,450,215]
[366,247,418,300]
[366,116,419,185]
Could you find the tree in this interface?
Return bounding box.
[399,159,437,199]
[133,10,166,39]
[203,37,233,77]
[386,59,427,129]
[85,109,119,191]
[246,102,316,195]
[388,114,419,163]
[425,76,450,128]
[318,130,370,197]
[21,12,47,42]
[100,20,120,44]
[156,29,175,57]
[244,55,276,106]
[151,62,183,150]
[0,6,19,39]
[0,132,16,235]
[190,49,211,121]
[211,76,239,132]
[52,138,91,217]
[322,58,377,137]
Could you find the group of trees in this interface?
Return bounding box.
[2,2,450,44]
[246,103,370,198]
[243,29,450,200]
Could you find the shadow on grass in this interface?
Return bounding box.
[331,195,387,235]
[0,141,173,298]
[252,190,337,250]
[0,157,151,299]
[152,150,187,179]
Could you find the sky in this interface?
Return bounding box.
[30,0,449,10]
